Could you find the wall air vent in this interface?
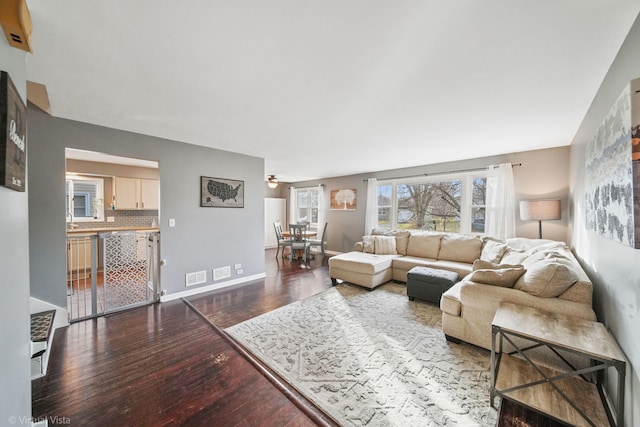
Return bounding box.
[213,266,231,281]
[185,270,206,287]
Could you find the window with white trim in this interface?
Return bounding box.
[376,172,486,233]
[293,187,319,226]
[65,175,105,222]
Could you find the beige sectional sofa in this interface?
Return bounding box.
[328,229,596,351]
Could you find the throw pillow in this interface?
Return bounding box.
[468,266,526,288]
[373,235,397,255]
[480,239,508,263]
[362,236,375,254]
[514,261,579,297]
[472,259,523,271]
[500,248,528,265]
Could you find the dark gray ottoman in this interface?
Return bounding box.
[407,267,459,303]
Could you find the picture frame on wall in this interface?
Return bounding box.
[0,71,27,192]
[330,188,357,210]
[200,176,244,208]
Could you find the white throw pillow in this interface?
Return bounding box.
[373,236,397,255]
[480,239,508,263]
[500,248,528,265]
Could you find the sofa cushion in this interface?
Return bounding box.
[406,232,442,259]
[373,236,397,255]
[468,266,526,288]
[514,260,578,297]
[440,284,462,316]
[480,238,508,263]
[329,251,400,275]
[438,233,483,263]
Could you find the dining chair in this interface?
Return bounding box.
[288,223,311,262]
[273,221,293,258]
[309,222,328,256]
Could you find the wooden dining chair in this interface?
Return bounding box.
[273,221,293,258]
[309,222,328,256]
[288,223,311,262]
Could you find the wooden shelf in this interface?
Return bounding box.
[495,354,609,427]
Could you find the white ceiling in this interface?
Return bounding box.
[24,1,640,182]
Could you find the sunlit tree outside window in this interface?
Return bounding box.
[376,173,486,233]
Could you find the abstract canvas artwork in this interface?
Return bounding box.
[585,78,640,248]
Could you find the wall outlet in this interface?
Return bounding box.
[234,263,242,270]
[107,216,115,223]
[237,269,243,275]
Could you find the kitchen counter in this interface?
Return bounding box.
[67,227,160,235]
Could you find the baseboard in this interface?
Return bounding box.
[160,273,267,302]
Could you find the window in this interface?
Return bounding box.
[294,187,319,226]
[376,173,486,234]
[66,175,104,222]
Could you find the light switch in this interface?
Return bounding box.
[169,218,176,227]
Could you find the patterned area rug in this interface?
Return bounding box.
[225,283,497,426]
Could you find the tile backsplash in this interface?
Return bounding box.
[72,210,159,230]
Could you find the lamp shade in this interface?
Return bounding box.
[519,199,561,221]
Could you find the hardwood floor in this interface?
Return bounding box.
[32,249,337,426]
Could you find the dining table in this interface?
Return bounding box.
[281,229,317,259]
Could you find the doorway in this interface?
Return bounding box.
[65,149,161,322]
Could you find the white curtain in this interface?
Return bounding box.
[316,184,326,235]
[364,178,378,235]
[484,163,516,240]
[289,186,296,226]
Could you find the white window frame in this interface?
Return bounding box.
[377,171,487,234]
[66,175,105,222]
[292,187,319,228]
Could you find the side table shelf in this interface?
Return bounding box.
[490,303,626,427]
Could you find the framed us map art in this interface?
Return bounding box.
[200,176,244,208]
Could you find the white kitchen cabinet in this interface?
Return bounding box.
[114,177,159,210]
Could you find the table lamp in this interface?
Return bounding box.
[519,199,561,239]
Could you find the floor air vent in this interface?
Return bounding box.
[185,270,207,287]
[213,266,231,281]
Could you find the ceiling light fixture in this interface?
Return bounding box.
[267,175,279,189]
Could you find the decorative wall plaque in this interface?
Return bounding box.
[0,71,27,192]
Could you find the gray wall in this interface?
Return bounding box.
[293,146,570,253]
[569,12,640,427]
[28,107,265,307]
[0,43,32,422]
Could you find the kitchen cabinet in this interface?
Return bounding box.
[113,177,159,210]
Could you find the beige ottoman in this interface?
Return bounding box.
[328,251,401,289]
